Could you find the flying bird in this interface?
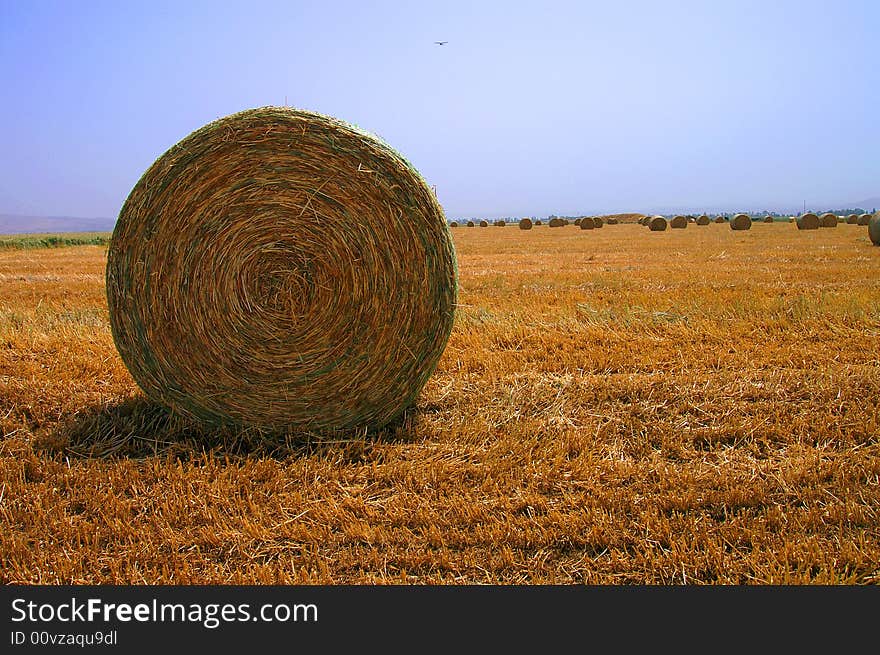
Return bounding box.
[434,41,448,45]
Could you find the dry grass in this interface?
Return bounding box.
[1,224,879,584]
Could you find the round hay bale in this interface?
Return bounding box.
[593,216,604,228]
[605,217,619,224]
[562,219,570,226]
[670,215,688,229]
[579,217,595,230]
[548,218,564,227]
[479,220,489,227]
[788,217,795,223]
[648,216,667,231]
[495,220,506,227]
[858,213,871,226]
[466,220,475,227]
[106,106,457,431]
[714,216,725,223]
[519,218,533,230]
[696,215,710,225]
[796,213,819,230]
[870,214,880,246]
[574,218,582,226]
[730,214,752,230]
[535,220,542,226]
[449,221,459,228]
[763,215,774,223]
[846,214,859,225]
[819,213,838,228]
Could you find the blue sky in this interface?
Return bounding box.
[1,0,878,221]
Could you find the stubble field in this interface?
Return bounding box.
[1,221,878,584]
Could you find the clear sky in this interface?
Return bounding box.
[1,0,878,221]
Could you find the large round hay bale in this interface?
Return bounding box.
[495,220,506,227]
[846,214,859,225]
[796,213,819,230]
[605,217,619,224]
[858,213,871,226]
[696,215,710,225]
[714,216,725,223]
[870,214,880,246]
[519,218,533,230]
[730,214,752,230]
[670,215,688,229]
[579,217,595,230]
[562,219,570,226]
[548,217,564,227]
[574,218,582,226]
[535,220,542,226]
[449,221,458,228]
[648,216,667,231]
[466,220,475,227]
[763,215,774,223]
[819,213,838,228]
[593,216,604,228]
[106,106,457,431]
[479,220,489,227]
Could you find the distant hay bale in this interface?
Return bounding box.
[846,214,859,224]
[730,214,752,230]
[495,220,506,227]
[796,213,820,230]
[549,218,565,227]
[819,213,838,228]
[579,217,595,230]
[648,216,667,231]
[479,220,489,227]
[714,216,725,223]
[763,215,774,223]
[696,215,710,225]
[562,219,570,226]
[466,220,475,227]
[449,221,458,227]
[535,220,542,225]
[670,215,688,229]
[593,216,604,228]
[858,214,871,226]
[870,214,880,246]
[574,218,582,226]
[788,217,795,223]
[605,217,619,224]
[519,218,533,230]
[106,106,457,431]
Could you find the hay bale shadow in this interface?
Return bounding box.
[48,396,423,461]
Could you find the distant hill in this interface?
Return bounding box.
[848,197,880,212]
[0,214,116,235]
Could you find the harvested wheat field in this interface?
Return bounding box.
[1,223,879,585]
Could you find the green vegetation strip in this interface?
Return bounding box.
[0,233,111,249]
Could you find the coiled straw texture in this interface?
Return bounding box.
[106,106,458,431]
